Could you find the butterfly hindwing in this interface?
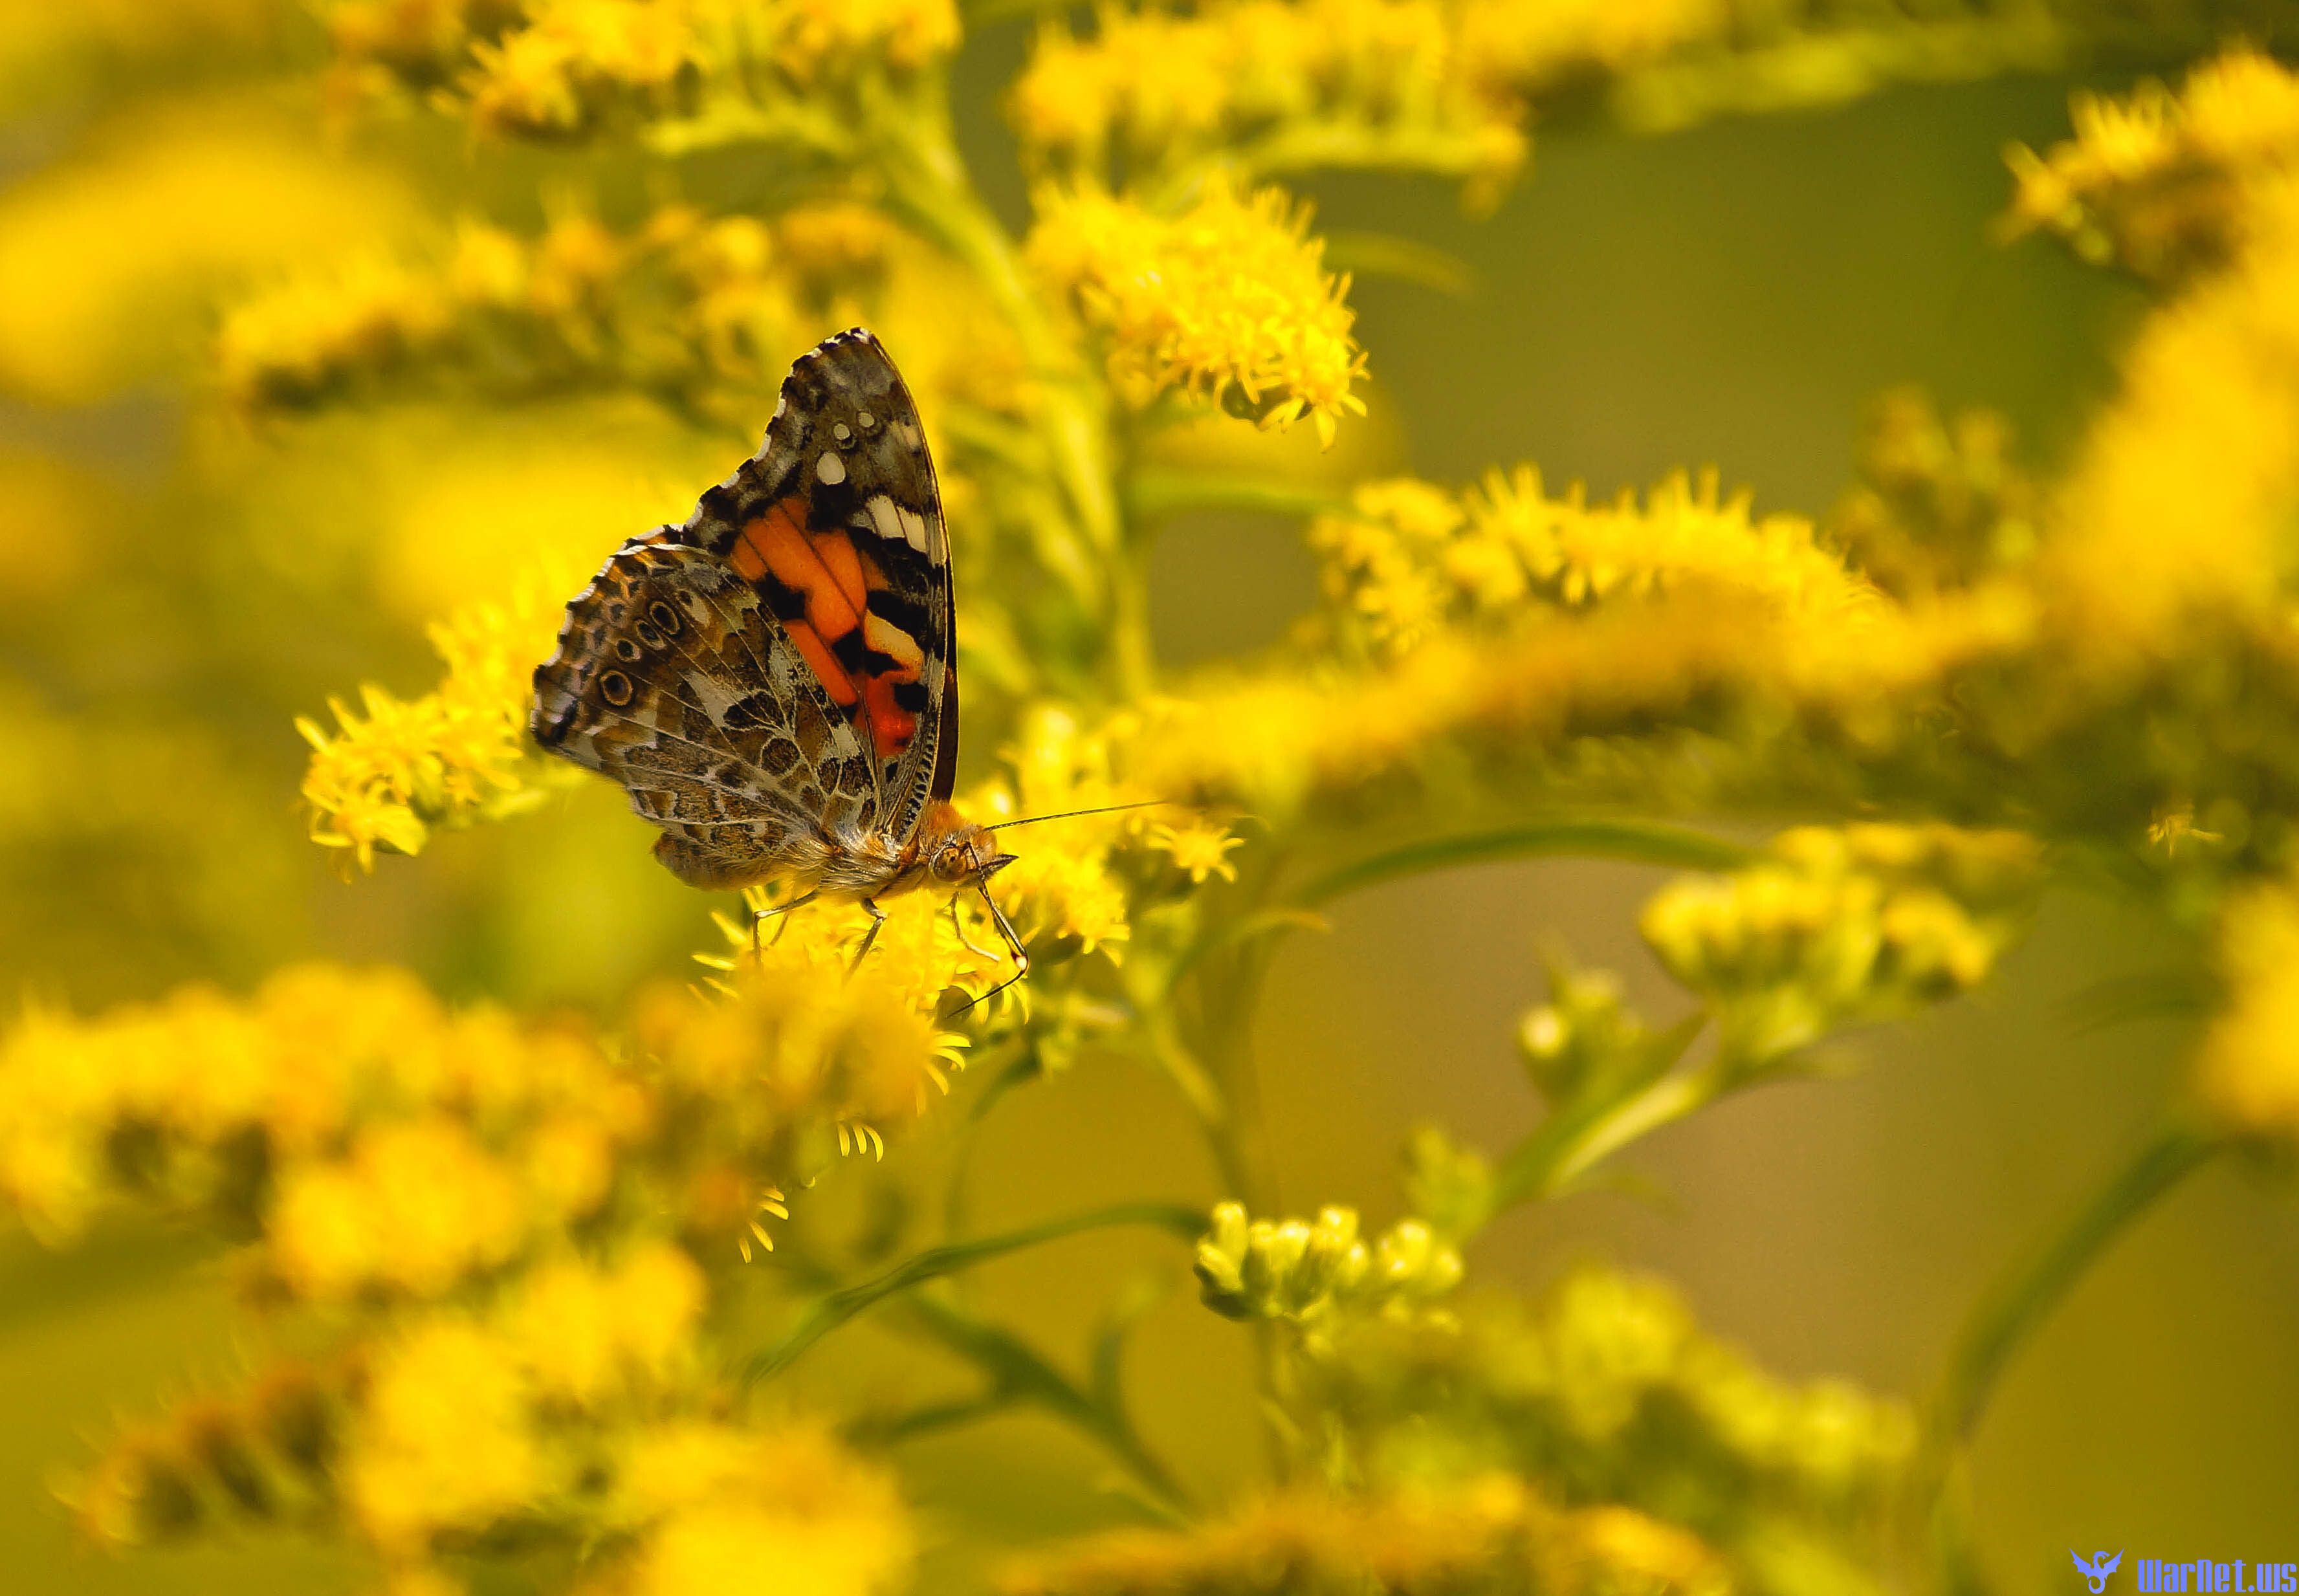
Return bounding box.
[529,329,954,890]
[529,534,887,888]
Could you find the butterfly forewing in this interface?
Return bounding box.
[530,329,956,891]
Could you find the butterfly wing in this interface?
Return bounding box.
[530,328,955,889]
[677,327,954,836]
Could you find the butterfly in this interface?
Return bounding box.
[529,328,1024,981]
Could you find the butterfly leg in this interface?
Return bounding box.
[951,883,1031,1015]
[851,897,888,971]
[749,888,819,954]
[949,895,1002,962]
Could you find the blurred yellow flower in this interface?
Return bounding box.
[346,1318,540,1554]
[0,105,417,400]
[2196,879,2299,1140]
[2004,46,2299,278]
[612,1422,914,1596]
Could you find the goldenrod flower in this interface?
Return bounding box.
[1004,1472,1728,1596]
[0,105,418,401]
[2196,880,2299,1140]
[1028,178,1367,443]
[2038,169,2299,672]
[1011,0,1527,201]
[613,1421,914,1596]
[326,0,960,140]
[346,1318,540,1555]
[298,589,573,868]
[1193,1200,1460,1324]
[2003,47,2299,279]
[1310,465,1876,660]
[1641,824,2038,1067]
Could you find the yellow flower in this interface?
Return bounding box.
[1002,1472,1727,1596]
[272,1115,528,1299]
[1149,818,1242,884]
[1312,465,1878,661]
[614,1421,914,1596]
[344,1317,539,1555]
[1028,177,1367,443]
[0,104,418,401]
[1009,0,1525,200]
[500,1243,706,1403]
[1640,824,2037,1066]
[2196,880,2299,1141]
[2037,169,2299,672]
[2003,47,2299,278]
[1453,0,1726,96]
[298,588,573,868]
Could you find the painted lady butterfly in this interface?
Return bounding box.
[530,328,1022,974]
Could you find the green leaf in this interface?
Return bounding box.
[1294,820,1754,908]
[745,1200,1207,1384]
[1125,468,1352,524]
[1321,230,1476,297]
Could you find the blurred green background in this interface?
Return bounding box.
[3,15,2293,1594]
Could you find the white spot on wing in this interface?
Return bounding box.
[816,452,846,485]
[864,494,930,553]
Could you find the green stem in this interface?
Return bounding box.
[745,1199,1205,1384]
[864,73,1147,699]
[1930,1123,2215,1448]
[1912,1123,2218,1579]
[900,1292,1196,1516]
[1482,1016,1710,1221]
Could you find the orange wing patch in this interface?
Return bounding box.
[734,498,863,707]
[731,496,931,761]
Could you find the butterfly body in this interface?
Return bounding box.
[531,329,1017,954]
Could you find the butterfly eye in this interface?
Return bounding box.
[646,600,684,637]
[599,670,635,707]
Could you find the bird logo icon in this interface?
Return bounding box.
[2073,1550,2125,1593]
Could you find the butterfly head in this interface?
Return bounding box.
[923,816,1016,890]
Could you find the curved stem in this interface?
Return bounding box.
[864,72,1148,700]
[747,1199,1205,1383]
[1911,1123,2218,1580]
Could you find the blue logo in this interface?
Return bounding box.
[2075,1551,2126,1593]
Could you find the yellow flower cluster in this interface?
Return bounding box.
[2036,164,2299,675]
[80,1339,913,1595]
[1134,573,2029,818]
[1192,1200,1460,1324]
[1028,179,1367,442]
[1515,962,1655,1110]
[2195,879,2299,1141]
[1309,465,1876,659]
[298,588,571,868]
[1823,387,2039,599]
[1640,824,2041,1069]
[2003,45,2299,281]
[323,0,959,139]
[1011,0,1518,197]
[1004,1472,1724,1596]
[1324,1269,1915,1567]
[5,954,960,1587]
[1009,0,1728,204]
[221,202,894,420]
[0,107,418,403]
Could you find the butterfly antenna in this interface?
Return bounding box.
[992,798,1180,831]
